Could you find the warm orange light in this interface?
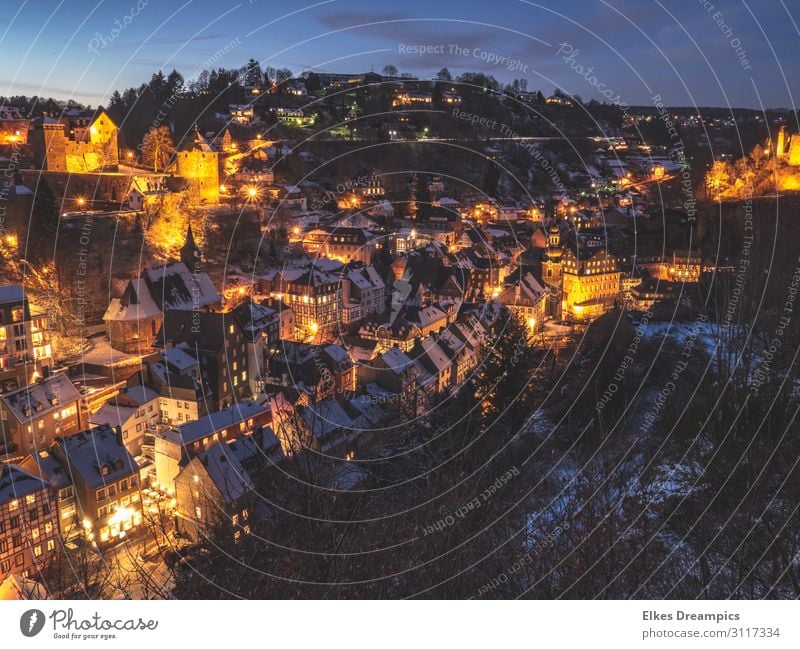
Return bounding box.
[77,197,86,207]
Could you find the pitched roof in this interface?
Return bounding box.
[143,261,219,311]
[55,424,137,489]
[0,463,49,505]
[168,401,267,446]
[199,442,254,503]
[1,374,81,424]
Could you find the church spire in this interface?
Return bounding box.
[181,224,201,269]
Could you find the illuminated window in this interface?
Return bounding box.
[195,506,202,520]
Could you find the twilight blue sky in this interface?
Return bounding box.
[1,0,798,108]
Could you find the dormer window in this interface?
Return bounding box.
[101,464,110,476]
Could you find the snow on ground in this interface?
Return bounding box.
[75,337,144,367]
[640,320,726,358]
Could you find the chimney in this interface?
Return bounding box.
[114,425,124,447]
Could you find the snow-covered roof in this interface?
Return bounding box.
[1,373,81,424]
[162,346,198,372]
[417,336,451,374]
[102,278,161,322]
[121,384,159,406]
[143,261,220,311]
[170,401,267,446]
[381,347,415,375]
[55,424,138,489]
[200,442,254,504]
[0,463,49,505]
[89,403,137,429]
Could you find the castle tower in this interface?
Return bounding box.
[777,125,787,158]
[180,224,202,270]
[789,135,800,167]
[40,121,67,171]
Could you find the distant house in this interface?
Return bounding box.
[0,106,31,144]
[497,269,548,332]
[229,104,255,125]
[50,424,143,545]
[340,263,386,325]
[0,372,82,457]
[128,176,169,210]
[300,396,384,457]
[358,346,420,413]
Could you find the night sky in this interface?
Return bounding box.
[2,0,798,109]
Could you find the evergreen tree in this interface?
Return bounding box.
[482,162,500,198]
[414,174,431,220]
[28,178,60,262]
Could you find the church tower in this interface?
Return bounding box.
[180,224,202,271]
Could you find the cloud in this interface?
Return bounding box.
[0,79,106,99]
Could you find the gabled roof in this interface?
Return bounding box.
[103,278,161,322]
[380,347,415,375]
[198,442,255,504]
[1,374,81,424]
[168,401,267,447]
[88,402,137,429]
[55,424,137,489]
[0,463,49,505]
[143,261,219,311]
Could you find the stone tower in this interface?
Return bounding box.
[777,125,787,158]
[789,136,800,167]
[40,122,67,171]
[176,150,220,203]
